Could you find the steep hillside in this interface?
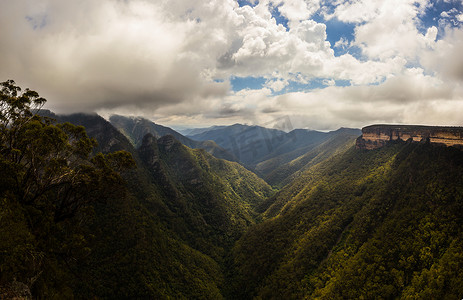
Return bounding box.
[79,114,276,290]
[2,111,274,299]
[58,113,135,154]
[71,114,274,296]
[256,128,360,187]
[7,105,461,299]
[24,113,228,298]
[231,142,463,299]
[109,115,237,162]
[138,134,274,255]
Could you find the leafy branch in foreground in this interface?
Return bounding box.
[0,80,134,298]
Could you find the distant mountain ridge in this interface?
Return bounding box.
[188,124,361,185]
[187,124,360,167]
[109,115,238,162]
[108,116,361,186]
[42,111,361,187]
[179,125,228,136]
[257,127,361,188]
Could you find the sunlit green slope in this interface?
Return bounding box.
[231,142,463,299]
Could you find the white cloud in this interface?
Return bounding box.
[0,0,462,130]
[272,0,321,23]
[441,11,451,18]
[0,0,227,112]
[334,37,349,49]
[322,79,336,86]
[324,0,381,23]
[243,70,462,130]
[265,78,289,92]
[145,65,463,130]
[421,28,463,81]
[328,0,437,61]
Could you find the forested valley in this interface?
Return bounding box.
[1,81,462,299]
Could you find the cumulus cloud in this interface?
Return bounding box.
[265,78,289,92]
[147,64,463,130]
[0,0,225,112]
[334,37,349,49]
[273,0,321,23]
[349,1,434,60]
[243,73,462,130]
[1,0,338,112]
[421,28,463,81]
[0,0,462,130]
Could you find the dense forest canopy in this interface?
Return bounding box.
[231,143,463,299]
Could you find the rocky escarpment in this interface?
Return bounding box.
[356,125,463,150]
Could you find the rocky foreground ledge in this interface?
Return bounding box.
[356,125,463,150]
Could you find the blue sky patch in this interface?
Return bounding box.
[334,79,351,87]
[231,76,267,91]
[311,11,359,57]
[344,45,364,60]
[230,75,355,96]
[273,78,351,95]
[237,0,257,8]
[230,75,353,94]
[325,19,357,57]
[269,3,290,30]
[418,0,463,38]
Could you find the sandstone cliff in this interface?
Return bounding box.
[356,125,463,150]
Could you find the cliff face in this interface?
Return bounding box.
[356,125,463,150]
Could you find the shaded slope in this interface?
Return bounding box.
[138,134,274,256]
[256,128,360,187]
[74,186,224,299]
[38,113,273,298]
[231,142,463,299]
[1,110,226,298]
[59,113,135,154]
[50,113,226,298]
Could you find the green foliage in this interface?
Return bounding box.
[40,114,274,298]
[232,142,463,299]
[0,80,135,298]
[3,80,462,298]
[137,134,275,259]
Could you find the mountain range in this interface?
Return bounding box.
[109,115,361,186]
[2,109,462,299]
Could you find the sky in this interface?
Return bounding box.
[1,0,463,130]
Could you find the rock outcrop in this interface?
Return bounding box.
[356,125,463,150]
